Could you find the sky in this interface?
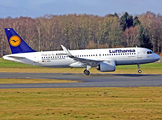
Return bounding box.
[0,0,162,18]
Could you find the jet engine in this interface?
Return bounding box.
[97,60,116,72]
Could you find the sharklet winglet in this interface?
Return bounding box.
[61,45,73,57]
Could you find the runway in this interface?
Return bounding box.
[0,73,162,89]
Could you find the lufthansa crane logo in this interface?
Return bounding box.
[9,35,21,47]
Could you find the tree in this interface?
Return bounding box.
[120,12,133,31]
[122,26,140,47]
[133,16,141,27]
[139,11,162,52]
[138,25,152,49]
[0,12,162,58]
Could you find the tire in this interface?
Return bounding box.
[138,70,142,74]
[84,70,90,75]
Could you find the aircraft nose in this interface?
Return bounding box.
[156,54,161,61]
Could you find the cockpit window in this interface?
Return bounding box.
[147,51,153,54]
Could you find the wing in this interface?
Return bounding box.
[61,45,101,66]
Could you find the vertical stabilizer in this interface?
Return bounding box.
[4,28,36,54]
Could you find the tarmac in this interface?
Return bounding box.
[0,73,162,89]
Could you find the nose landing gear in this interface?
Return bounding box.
[137,64,142,73]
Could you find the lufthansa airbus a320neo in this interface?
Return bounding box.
[3,28,160,75]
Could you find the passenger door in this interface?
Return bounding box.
[137,49,142,58]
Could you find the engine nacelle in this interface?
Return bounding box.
[97,60,116,72]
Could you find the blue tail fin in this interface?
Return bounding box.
[4,28,36,54]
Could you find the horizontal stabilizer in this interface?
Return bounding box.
[3,55,25,60]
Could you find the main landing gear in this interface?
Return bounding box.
[84,65,91,75]
[137,64,142,73]
[84,70,90,75]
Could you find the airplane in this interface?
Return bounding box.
[3,28,160,75]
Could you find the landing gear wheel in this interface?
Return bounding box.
[84,70,90,75]
[138,70,142,74]
[137,64,142,74]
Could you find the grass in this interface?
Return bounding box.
[0,87,162,120]
[0,58,162,74]
[0,78,77,84]
[0,58,162,119]
[0,58,34,68]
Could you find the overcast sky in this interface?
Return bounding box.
[0,0,161,18]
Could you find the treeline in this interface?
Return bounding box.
[0,11,162,57]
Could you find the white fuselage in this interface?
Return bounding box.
[3,47,160,68]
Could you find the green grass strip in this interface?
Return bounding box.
[0,87,162,120]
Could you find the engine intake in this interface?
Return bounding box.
[97,60,115,72]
